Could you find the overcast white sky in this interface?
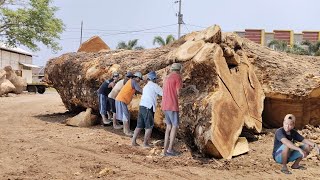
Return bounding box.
[32,0,320,66]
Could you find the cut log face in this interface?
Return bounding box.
[191,45,264,158]
[204,25,221,44]
[174,40,205,62]
[45,25,264,159]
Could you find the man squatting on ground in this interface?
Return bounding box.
[272,114,320,174]
[132,71,163,147]
[115,72,143,136]
[97,72,119,125]
[108,72,134,129]
[162,63,183,156]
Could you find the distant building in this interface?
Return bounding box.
[235,29,320,46]
[32,66,45,83]
[0,44,39,83]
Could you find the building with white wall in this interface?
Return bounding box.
[0,44,39,84]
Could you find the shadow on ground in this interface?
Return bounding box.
[34,111,76,124]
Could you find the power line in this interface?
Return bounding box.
[184,23,207,29]
[64,24,177,33]
[184,24,191,34]
[59,31,180,40]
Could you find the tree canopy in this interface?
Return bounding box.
[116,39,144,50]
[0,0,64,52]
[153,34,175,47]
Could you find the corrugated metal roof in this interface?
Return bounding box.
[0,43,33,56]
[19,62,40,68]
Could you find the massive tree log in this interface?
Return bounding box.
[241,38,320,129]
[45,25,264,159]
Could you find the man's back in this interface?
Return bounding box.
[140,81,163,112]
[161,72,182,111]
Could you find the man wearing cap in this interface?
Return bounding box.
[115,72,143,136]
[97,72,119,125]
[108,72,133,129]
[272,114,320,174]
[161,63,183,156]
[132,71,163,147]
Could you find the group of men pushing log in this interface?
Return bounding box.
[97,62,320,166]
[97,63,183,156]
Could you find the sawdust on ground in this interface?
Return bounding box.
[0,91,319,179]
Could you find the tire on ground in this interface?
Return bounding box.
[37,86,46,94]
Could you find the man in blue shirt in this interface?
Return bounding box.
[97,72,119,125]
[272,114,319,174]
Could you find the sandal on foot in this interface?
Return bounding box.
[291,165,307,170]
[281,169,292,174]
[102,120,112,126]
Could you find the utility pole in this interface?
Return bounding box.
[80,21,83,46]
[176,0,183,39]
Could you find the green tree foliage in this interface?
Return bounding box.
[116,39,144,50]
[0,0,64,52]
[268,40,289,52]
[153,34,175,47]
[286,44,309,55]
[301,40,320,56]
[267,39,317,56]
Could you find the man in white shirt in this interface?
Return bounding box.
[132,71,163,147]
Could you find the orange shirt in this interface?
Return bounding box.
[116,79,136,105]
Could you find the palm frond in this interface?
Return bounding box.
[165,34,175,45]
[153,36,165,46]
[128,39,138,49]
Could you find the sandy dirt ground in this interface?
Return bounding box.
[0,91,320,180]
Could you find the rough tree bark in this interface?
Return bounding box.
[45,25,264,159]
